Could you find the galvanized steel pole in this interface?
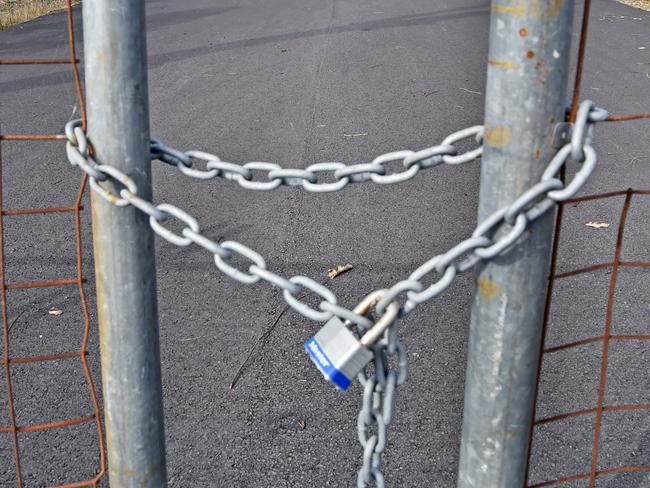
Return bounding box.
[83,1,167,486]
[457,1,575,487]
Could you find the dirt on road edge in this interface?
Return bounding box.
[0,0,80,30]
[615,0,650,10]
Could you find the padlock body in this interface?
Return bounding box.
[305,316,374,390]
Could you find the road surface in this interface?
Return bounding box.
[0,0,649,486]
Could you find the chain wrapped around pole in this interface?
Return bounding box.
[65,100,606,487]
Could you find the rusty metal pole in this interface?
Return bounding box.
[83,0,167,486]
[457,1,575,487]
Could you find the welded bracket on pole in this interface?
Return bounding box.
[552,122,573,148]
[457,1,575,487]
[83,1,167,486]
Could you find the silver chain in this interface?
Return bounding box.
[149,126,484,192]
[64,122,488,329]
[65,100,607,487]
[356,316,407,488]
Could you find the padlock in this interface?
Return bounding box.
[304,290,400,390]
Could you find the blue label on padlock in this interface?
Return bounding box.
[304,337,352,390]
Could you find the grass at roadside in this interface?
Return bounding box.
[1,0,647,32]
[0,0,79,30]
[615,0,650,10]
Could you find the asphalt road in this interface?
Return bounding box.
[0,0,649,487]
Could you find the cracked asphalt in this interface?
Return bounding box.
[0,0,649,486]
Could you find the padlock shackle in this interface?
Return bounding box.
[350,289,386,319]
[353,290,401,348]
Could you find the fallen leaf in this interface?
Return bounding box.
[585,221,610,229]
[48,308,63,316]
[327,263,353,279]
[459,87,482,95]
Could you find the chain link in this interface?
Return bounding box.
[65,100,606,487]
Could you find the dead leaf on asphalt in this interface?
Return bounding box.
[48,308,63,316]
[585,221,610,229]
[327,263,353,279]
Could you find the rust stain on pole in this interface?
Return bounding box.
[484,126,513,147]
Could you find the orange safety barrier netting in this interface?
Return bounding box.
[529,189,650,487]
[0,1,106,487]
[527,1,649,486]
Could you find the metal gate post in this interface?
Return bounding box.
[457,1,575,487]
[83,1,167,486]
